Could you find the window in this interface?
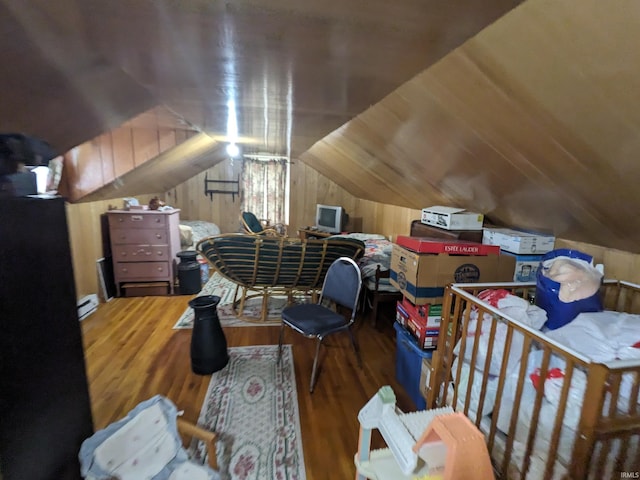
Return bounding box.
[241,158,288,225]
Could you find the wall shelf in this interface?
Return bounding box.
[204,173,240,201]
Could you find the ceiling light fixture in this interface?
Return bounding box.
[226,143,240,157]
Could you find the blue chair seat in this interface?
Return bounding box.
[282,303,349,336]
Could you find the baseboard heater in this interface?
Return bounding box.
[77,294,99,321]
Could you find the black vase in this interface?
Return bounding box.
[189,295,229,375]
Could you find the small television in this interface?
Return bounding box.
[315,204,347,233]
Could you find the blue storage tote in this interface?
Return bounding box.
[394,321,433,410]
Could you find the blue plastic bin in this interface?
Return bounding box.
[394,321,433,410]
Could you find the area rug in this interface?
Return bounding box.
[173,273,310,329]
[190,345,306,480]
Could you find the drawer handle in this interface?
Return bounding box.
[122,268,128,273]
[131,215,143,221]
[157,266,164,272]
[156,234,162,239]
[121,252,127,257]
[118,218,123,222]
[157,251,163,256]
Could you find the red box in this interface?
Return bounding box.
[397,300,441,350]
[401,297,442,329]
[406,314,440,350]
[396,302,409,328]
[396,236,500,256]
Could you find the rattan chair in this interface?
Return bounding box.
[240,211,286,236]
[197,234,365,322]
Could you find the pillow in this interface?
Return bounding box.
[179,224,194,248]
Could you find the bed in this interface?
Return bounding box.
[332,233,402,324]
[332,233,398,290]
[179,220,221,250]
[427,280,640,479]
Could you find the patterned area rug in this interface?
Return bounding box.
[190,345,306,480]
[173,273,310,329]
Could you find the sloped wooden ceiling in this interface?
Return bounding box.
[305,0,640,253]
[2,0,639,252]
[0,0,520,195]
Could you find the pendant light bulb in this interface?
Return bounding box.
[226,143,240,157]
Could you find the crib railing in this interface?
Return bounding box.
[427,280,640,479]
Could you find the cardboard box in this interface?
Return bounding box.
[406,316,439,350]
[397,301,441,349]
[419,357,433,400]
[389,244,516,304]
[395,303,410,328]
[482,227,555,255]
[421,206,484,231]
[502,251,543,282]
[400,298,442,329]
[396,236,500,255]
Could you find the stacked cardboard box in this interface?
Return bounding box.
[482,227,555,254]
[390,236,515,353]
[482,227,556,282]
[396,298,441,349]
[390,238,516,304]
[421,206,484,231]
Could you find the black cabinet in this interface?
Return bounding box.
[0,196,93,480]
[410,219,483,243]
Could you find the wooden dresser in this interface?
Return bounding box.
[107,208,181,296]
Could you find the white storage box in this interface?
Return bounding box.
[482,227,555,255]
[420,206,484,231]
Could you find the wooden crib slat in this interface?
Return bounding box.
[544,359,575,480]
[450,297,473,413]
[501,335,533,476]
[521,346,550,479]
[487,325,514,456]
[628,371,639,417]
[571,362,609,479]
[475,316,498,428]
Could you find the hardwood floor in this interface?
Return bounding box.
[81,294,415,480]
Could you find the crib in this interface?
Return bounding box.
[426,280,640,479]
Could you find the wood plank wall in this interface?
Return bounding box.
[61,125,193,202]
[555,239,640,285]
[66,155,640,299]
[167,158,244,233]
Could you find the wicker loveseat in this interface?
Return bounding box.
[196,233,365,322]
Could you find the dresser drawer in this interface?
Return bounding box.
[114,262,171,280]
[108,212,167,230]
[111,228,167,245]
[113,245,170,262]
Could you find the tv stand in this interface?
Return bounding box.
[298,227,335,240]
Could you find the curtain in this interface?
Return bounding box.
[241,159,287,225]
